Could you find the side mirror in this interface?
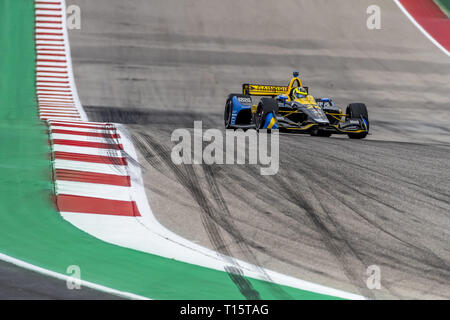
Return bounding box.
[304,87,309,94]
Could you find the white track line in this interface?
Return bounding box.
[0,252,148,300]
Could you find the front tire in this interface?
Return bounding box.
[255,98,278,131]
[346,103,369,139]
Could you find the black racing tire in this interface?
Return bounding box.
[346,103,369,139]
[346,103,369,130]
[260,98,279,114]
[255,98,278,131]
[224,98,232,129]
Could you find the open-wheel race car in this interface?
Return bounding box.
[224,71,369,139]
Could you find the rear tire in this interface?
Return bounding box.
[346,103,369,139]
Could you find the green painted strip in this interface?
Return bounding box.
[0,0,341,300]
[434,0,450,18]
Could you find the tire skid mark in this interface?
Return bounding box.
[271,172,375,299]
[130,130,279,300]
[202,165,293,299]
[302,163,450,283]
[221,162,447,294]
[136,133,333,291]
[277,142,450,297]
[216,167,326,246]
[301,168,449,294]
[282,140,450,212]
[304,142,450,206]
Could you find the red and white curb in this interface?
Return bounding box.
[36,1,87,121]
[48,120,141,217]
[30,0,364,300]
[394,0,450,56]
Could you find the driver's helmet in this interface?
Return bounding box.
[292,87,308,99]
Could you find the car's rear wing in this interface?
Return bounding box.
[242,84,288,96]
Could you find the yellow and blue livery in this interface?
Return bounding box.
[224,71,369,139]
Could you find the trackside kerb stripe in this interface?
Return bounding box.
[56,195,141,217]
[395,0,450,56]
[54,151,128,165]
[51,129,120,138]
[55,169,131,187]
[52,139,124,150]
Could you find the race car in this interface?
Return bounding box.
[224,71,369,139]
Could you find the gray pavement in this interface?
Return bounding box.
[0,260,123,299]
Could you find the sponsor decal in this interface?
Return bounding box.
[248,85,288,93]
[237,97,252,104]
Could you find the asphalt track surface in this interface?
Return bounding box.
[59,0,450,299]
[0,260,123,300]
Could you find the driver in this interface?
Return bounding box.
[292,87,308,100]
